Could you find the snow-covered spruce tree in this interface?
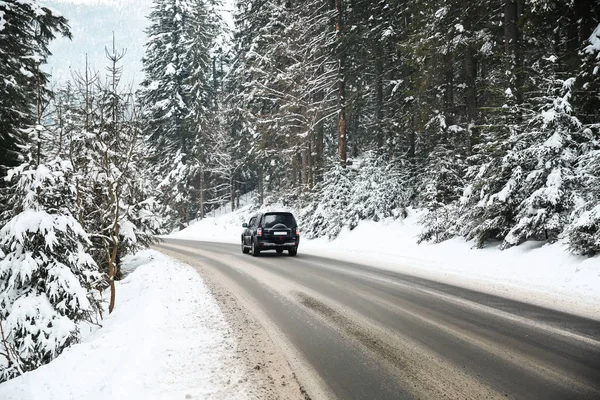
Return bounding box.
[567,23,600,256]
[417,127,467,244]
[0,158,102,382]
[140,0,194,227]
[456,57,582,249]
[415,115,467,211]
[568,137,600,255]
[347,153,409,229]
[41,39,164,315]
[0,0,70,204]
[184,0,225,218]
[232,0,297,196]
[140,0,219,227]
[227,0,337,200]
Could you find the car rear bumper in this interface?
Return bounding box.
[257,239,299,248]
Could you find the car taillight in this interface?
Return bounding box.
[257,227,262,236]
[296,228,300,236]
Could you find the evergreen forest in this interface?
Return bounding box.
[1,0,600,381]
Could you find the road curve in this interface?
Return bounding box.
[154,238,600,400]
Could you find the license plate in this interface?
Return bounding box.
[274,231,287,235]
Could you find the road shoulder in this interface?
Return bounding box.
[156,246,310,400]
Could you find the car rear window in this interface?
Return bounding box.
[263,213,296,228]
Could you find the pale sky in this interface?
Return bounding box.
[46,0,152,88]
[45,0,235,89]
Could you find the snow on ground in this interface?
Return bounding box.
[169,205,600,320]
[169,192,295,244]
[0,250,248,400]
[170,203,252,244]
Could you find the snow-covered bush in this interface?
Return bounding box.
[0,159,102,382]
[300,154,409,240]
[299,163,354,239]
[566,26,600,256]
[347,153,409,228]
[568,205,600,256]
[417,141,466,211]
[568,139,600,255]
[500,80,580,249]
[418,204,460,244]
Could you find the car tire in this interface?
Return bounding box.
[288,247,297,256]
[251,239,260,257]
[242,238,249,254]
[276,249,283,254]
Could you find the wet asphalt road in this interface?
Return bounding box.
[155,238,600,400]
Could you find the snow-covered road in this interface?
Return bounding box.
[170,206,600,320]
[155,239,600,400]
[2,203,598,400]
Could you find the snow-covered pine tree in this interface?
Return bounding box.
[417,121,467,244]
[568,135,600,255]
[183,0,222,218]
[500,63,583,248]
[0,0,70,195]
[455,57,582,248]
[40,38,164,315]
[0,158,102,382]
[567,23,600,256]
[227,0,337,200]
[222,0,264,202]
[299,154,409,240]
[415,114,467,210]
[140,0,194,227]
[140,0,220,226]
[347,152,409,228]
[233,0,298,194]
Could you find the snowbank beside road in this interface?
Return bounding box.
[169,207,600,320]
[170,203,251,244]
[0,250,248,400]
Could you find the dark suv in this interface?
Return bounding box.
[242,212,299,256]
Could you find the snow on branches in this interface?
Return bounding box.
[0,159,102,382]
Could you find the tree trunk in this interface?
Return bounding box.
[258,168,264,205]
[179,204,188,230]
[408,122,416,160]
[291,154,298,187]
[504,1,518,56]
[301,148,309,188]
[313,67,325,183]
[199,168,205,219]
[230,173,235,212]
[107,211,120,314]
[444,52,454,126]
[464,42,478,153]
[335,0,347,167]
[314,118,324,183]
[307,139,313,189]
[504,0,523,103]
[575,0,595,44]
[374,41,384,151]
